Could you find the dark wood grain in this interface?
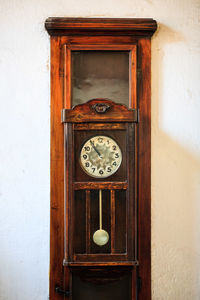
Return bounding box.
[129,47,137,108]
[110,190,116,254]
[74,181,128,190]
[137,38,151,300]
[69,44,136,50]
[127,123,137,262]
[66,261,139,267]
[86,190,91,254]
[45,17,157,37]
[62,99,138,123]
[53,35,138,46]
[50,37,69,299]
[71,266,133,285]
[64,123,74,263]
[115,190,127,253]
[63,45,71,108]
[132,268,137,300]
[73,190,86,254]
[74,123,126,130]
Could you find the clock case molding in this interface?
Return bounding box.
[45,17,157,300]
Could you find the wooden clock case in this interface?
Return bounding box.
[45,17,157,300]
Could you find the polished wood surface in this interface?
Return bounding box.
[50,37,69,299]
[45,17,157,37]
[137,38,152,300]
[73,181,128,190]
[62,99,138,123]
[46,17,157,300]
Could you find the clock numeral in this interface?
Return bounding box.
[92,167,96,173]
[84,146,90,151]
[99,170,104,175]
[85,162,90,167]
[107,140,110,144]
[83,154,87,160]
[115,153,119,158]
[98,137,103,143]
[113,161,117,166]
[107,167,112,172]
[112,145,117,150]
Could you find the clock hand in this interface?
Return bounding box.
[90,140,102,158]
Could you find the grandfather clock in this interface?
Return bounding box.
[45,18,157,300]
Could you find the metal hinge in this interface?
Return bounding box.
[55,285,70,297]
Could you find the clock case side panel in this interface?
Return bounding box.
[49,36,70,299]
[137,38,152,300]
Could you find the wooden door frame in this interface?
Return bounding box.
[45,17,157,300]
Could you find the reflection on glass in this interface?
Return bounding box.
[72,51,129,106]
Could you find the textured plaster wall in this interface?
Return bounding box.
[0,1,200,299]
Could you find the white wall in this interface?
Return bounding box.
[0,1,199,299]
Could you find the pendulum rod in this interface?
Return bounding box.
[93,189,109,246]
[99,189,102,230]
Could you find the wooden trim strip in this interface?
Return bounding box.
[64,46,71,108]
[69,44,136,50]
[72,253,132,260]
[137,38,151,300]
[74,182,128,190]
[65,261,139,267]
[129,46,137,109]
[74,123,126,130]
[86,190,91,254]
[111,190,115,253]
[45,17,157,37]
[49,37,66,300]
[62,108,138,123]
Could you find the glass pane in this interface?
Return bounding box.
[72,51,129,106]
[115,190,126,253]
[90,189,111,254]
[74,190,86,254]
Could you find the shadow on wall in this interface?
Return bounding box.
[151,24,200,300]
[151,131,200,299]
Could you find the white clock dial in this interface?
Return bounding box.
[80,135,122,178]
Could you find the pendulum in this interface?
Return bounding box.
[93,190,109,246]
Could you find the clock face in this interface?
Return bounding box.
[80,135,122,178]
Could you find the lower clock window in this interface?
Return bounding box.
[73,189,127,256]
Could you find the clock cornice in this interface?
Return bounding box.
[45,17,157,37]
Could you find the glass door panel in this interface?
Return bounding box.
[72,51,129,106]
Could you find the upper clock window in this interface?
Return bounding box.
[71,51,129,106]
